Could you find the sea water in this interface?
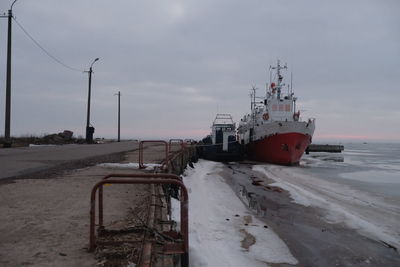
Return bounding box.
[300,142,400,200]
[254,142,400,248]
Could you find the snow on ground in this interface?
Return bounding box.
[253,164,400,250]
[173,160,297,267]
[97,162,161,170]
[29,144,57,147]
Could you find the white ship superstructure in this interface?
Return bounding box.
[238,60,315,165]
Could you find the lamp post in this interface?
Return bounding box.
[1,0,18,148]
[85,58,99,143]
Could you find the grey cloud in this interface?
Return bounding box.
[0,0,399,141]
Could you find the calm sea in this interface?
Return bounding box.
[300,142,400,200]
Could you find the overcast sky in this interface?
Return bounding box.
[0,0,399,142]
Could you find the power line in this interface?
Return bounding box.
[13,17,84,72]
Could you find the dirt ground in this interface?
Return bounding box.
[0,146,169,267]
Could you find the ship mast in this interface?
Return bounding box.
[270,60,287,100]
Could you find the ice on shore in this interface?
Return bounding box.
[172,160,298,266]
[340,170,400,184]
[253,164,400,251]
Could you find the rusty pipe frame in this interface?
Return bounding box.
[89,178,189,260]
[139,140,169,169]
[98,173,182,228]
[160,145,196,173]
[168,139,184,152]
[160,145,188,172]
[139,184,157,267]
[160,154,178,173]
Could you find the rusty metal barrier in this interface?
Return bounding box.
[184,139,194,145]
[168,139,184,152]
[89,176,189,266]
[160,144,196,174]
[97,173,182,228]
[160,150,181,173]
[139,140,169,169]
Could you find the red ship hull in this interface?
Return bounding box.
[246,132,312,165]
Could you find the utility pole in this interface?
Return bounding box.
[86,66,93,142]
[85,58,99,143]
[1,0,18,148]
[116,91,121,142]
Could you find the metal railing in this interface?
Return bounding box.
[89,140,196,266]
[139,140,169,169]
[89,175,189,266]
[168,139,184,152]
[97,173,182,228]
[161,143,197,174]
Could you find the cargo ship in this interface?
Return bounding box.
[237,61,315,165]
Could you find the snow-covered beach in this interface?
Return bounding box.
[176,160,298,267]
[175,142,400,266]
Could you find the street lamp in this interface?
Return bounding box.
[1,0,19,148]
[85,57,99,143]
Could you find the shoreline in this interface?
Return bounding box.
[219,161,400,266]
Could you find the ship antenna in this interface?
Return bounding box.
[249,87,255,111]
[269,65,272,93]
[267,66,270,96]
[250,85,258,128]
[277,60,280,86]
[277,60,282,99]
[249,90,253,111]
[291,71,293,94]
[251,85,258,110]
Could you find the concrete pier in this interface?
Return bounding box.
[0,141,196,267]
[306,144,344,153]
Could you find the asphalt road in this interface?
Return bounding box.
[0,141,139,180]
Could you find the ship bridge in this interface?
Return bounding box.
[265,95,297,122]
